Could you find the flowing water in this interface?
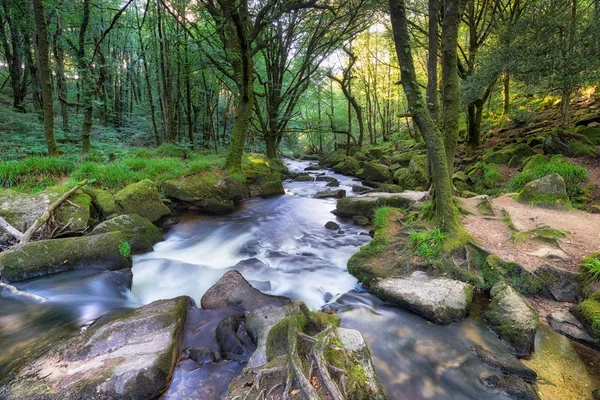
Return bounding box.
[1,159,599,399]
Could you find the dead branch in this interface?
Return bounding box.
[0,217,23,240]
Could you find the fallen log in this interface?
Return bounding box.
[19,179,88,244]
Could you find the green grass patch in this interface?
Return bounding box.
[409,228,447,260]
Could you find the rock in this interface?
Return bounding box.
[293,174,314,182]
[352,215,370,226]
[482,374,540,400]
[529,248,569,261]
[543,128,596,157]
[260,180,285,197]
[216,314,251,361]
[201,270,290,312]
[0,186,91,235]
[85,188,120,220]
[115,179,171,222]
[576,125,600,144]
[547,312,600,349]
[331,156,360,175]
[1,297,191,400]
[333,191,427,219]
[512,143,536,158]
[408,155,428,185]
[372,271,473,325]
[187,347,217,364]
[474,345,537,382]
[483,281,539,357]
[0,232,132,283]
[389,152,413,167]
[104,268,134,290]
[325,179,340,187]
[534,264,579,302]
[161,174,235,214]
[517,173,571,208]
[351,184,372,194]
[0,282,47,303]
[484,149,512,164]
[325,221,340,230]
[90,214,163,254]
[315,175,336,183]
[357,162,392,183]
[245,303,295,368]
[314,189,345,199]
[303,165,320,171]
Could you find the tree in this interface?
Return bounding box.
[0,0,29,111]
[388,0,462,233]
[33,0,60,156]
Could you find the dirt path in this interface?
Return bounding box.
[460,194,600,272]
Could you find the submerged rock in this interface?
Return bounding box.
[0,232,132,283]
[483,281,539,357]
[482,374,540,400]
[115,179,171,222]
[90,214,163,254]
[201,270,290,312]
[474,345,537,382]
[333,191,427,219]
[0,297,191,400]
[187,346,217,365]
[372,271,473,325]
[517,173,570,208]
[547,312,599,350]
[0,282,47,303]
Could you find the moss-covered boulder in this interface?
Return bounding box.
[508,144,536,167]
[484,149,512,164]
[333,191,427,219]
[90,214,163,254]
[226,301,386,400]
[84,188,120,220]
[0,232,131,283]
[115,180,170,222]
[372,271,473,325]
[577,299,600,341]
[576,125,600,144]
[543,128,597,157]
[0,186,91,235]
[260,180,285,197]
[408,154,428,184]
[483,281,539,357]
[517,173,571,208]
[357,162,392,182]
[161,173,235,214]
[332,156,360,175]
[0,297,191,400]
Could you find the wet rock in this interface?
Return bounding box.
[482,374,540,400]
[315,175,336,183]
[351,184,372,194]
[474,345,537,382]
[104,268,134,290]
[314,189,346,199]
[90,214,163,254]
[534,264,579,302]
[357,162,392,182]
[547,312,600,350]
[517,173,570,208]
[352,215,370,226]
[159,216,179,229]
[0,282,47,303]
[333,191,427,219]
[1,297,191,400]
[161,174,235,214]
[115,179,171,222]
[201,270,290,312]
[85,188,120,220]
[372,271,473,325]
[245,303,295,368]
[260,180,285,197]
[0,232,132,283]
[325,221,340,230]
[293,174,314,182]
[483,281,539,357]
[303,165,320,171]
[188,346,217,365]
[216,314,251,361]
[0,186,92,235]
[326,178,340,187]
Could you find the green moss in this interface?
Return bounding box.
[349,364,367,387]
[580,253,600,298]
[511,226,568,246]
[577,299,600,340]
[266,317,290,361]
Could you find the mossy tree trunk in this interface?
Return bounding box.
[389,0,461,233]
[426,0,439,122]
[502,72,510,115]
[33,0,60,156]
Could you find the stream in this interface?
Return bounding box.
[1,159,599,399]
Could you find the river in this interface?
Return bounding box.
[1,159,599,399]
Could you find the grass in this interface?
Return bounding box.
[509,155,588,200]
[511,226,569,246]
[409,228,447,260]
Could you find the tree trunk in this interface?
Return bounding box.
[156,0,175,142]
[426,0,439,122]
[561,88,571,126]
[77,0,92,153]
[33,0,60,156]
[389,0,461,233]
[502,72,510,115]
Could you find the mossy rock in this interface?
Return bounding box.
[517,173,571,208]
[89,214,163,254]
[408,154,428,184]
[332,156,360,175]
[85,188,120,220]
[1,297,191,400]
[161,173,234,214]
[577,299,600,341]
[0,186,91,234]
[484,149,512,164]
[260,180,285,197]
[576,125,600,145]
[357,162,392,183]
[115,179,171,222]
[543,127,597,157]
[0,232,131,283]
[389,152,413,167]
[333,192,422,219]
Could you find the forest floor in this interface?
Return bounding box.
[460,194,600,273]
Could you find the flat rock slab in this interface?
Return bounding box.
[0,297,191,400]
[201,270,291,312]
[372,271,473,325]
[547,311,600,350]
[333,191,427,219]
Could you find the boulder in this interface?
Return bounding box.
[245,303,295,368]
[483,281,539,357]
[517,173,571,208]
[314,189,346,199]
[333,191,427,219]
[331,157,360,175]
[1,297,191,400]
[547,312,599,350]
[357,162,392,182]
[293,174,314,182]
[0,232,132,283]
[85,188,120,220]
[187,347,217,365]
[326,179,340,187]
[372,271,473,325]
[484,149,512,165]
[534,264,579,302]
[201,270,290,311]
[543,128,596,157]
[482,374,540,400]
[576,125,600,144]
[389,152,413,167]
[352,215,370,226]
[325,221,340,230]
[474,345,537,382]
[351,184,372,194]
[0,186,91,235]
[215,314,252,361]
[260,180,285,197]
[115,180,171,222]
[161,174,235,214]
[90,214,163,254]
